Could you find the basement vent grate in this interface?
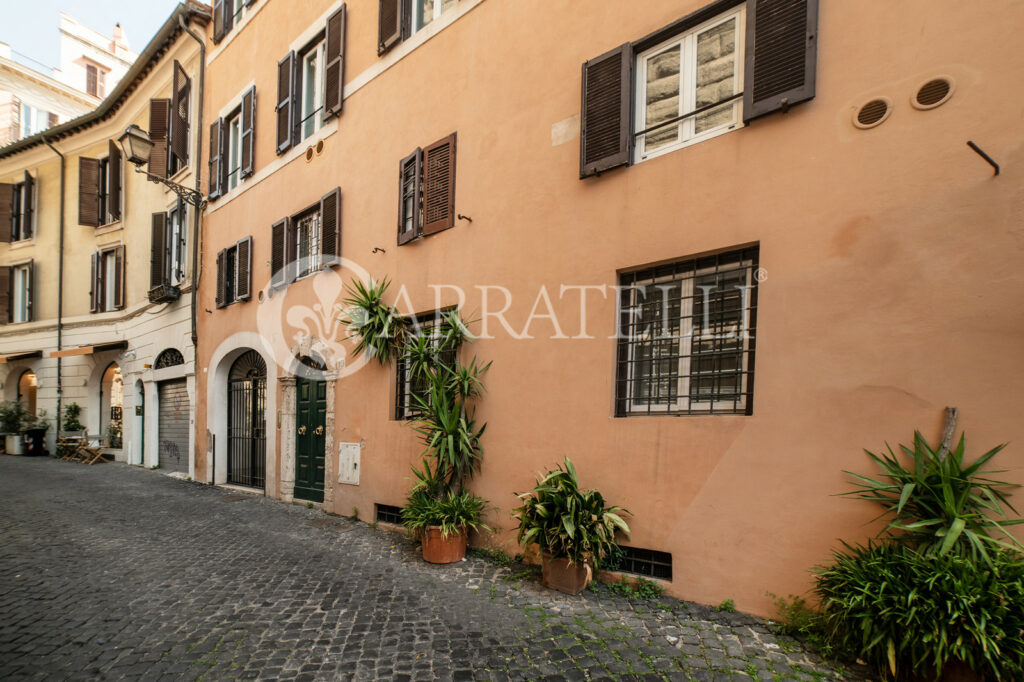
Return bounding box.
[609,546,673,580]
[376,504,403,525]
[855,99,890,128]
[914,78,953,109]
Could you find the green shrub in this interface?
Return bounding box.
[0,400,29,434]
[605,576,663,600]
[62,403,85,432]
[716,598,735,613]
[816,542,1024,680]
[402,487,488,539]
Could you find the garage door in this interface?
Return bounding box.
[157,379,190,474]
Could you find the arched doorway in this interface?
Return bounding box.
[294,355,327,503]
[17,370,37,416]
[100,363,123,448]
[228,350,266,489]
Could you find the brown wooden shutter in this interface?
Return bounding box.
[235,236,252,301]
[89,252,100,313]
[241,87,256,178]
[270,218,288,289]
[378,0,402,55]
[284,217,298,283]
[149,98,170,179]
[26,260,34,322]
[78,157,101,227]
[324,4,347,119]
[276,52,296,154]
[22,171,33,239]
[0,184,12,242]
[213,0,226,43]
[0,266,10,324]
[113,246,125,309]
[397,149,421,245]
[86,65,98,97]
[215,249,227,308]
[320,187,341,262]
[47,112,58,128]
[107,140,121,222]
[170,60,190,165]
[422,133,456,235]
[150,213,167,289]
[208,118,223,199]
[579,43,631,178]
[743,0,819,122]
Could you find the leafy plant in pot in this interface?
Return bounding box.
[512,457,631,595]
[0,400,30,455]
[402,463,489,563]
[23,410,51,457]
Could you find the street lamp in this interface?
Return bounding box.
[118,124,205,208]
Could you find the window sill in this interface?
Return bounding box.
[8,238,35,251]
[95,221,122,235]
[168,165,193,187]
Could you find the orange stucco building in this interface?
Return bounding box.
[194,0,1024,615]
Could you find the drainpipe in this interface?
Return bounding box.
[41,136,65,435]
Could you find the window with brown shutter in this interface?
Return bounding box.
[320,188,341,262]
[215,249,227,308]
[23,260,33,322]
[235,236,252,301]
[22,171,33,239]
[213,0,226,43]
[276,52,295,154]
[378,0,402,55]
[149,99,171,179]
[241,87,256,178]
[743,0,818,122]
[579,43,631,178]
[89,252,100,313]
[47,112,58,128]
[170,60,191,168]
[270,217,288,289]
[0,183,13,242]
[324,5,346,119]
[0,266,10,324]
[78,157,101,227]
[112,246,125,310]
[208,118,223,199]
[107,140,121,222]
[86,64,98,97]
[422,133,456,235]
[397,149,421,245]
[150,213,167,290]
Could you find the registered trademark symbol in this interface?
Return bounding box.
[755,268,768,283]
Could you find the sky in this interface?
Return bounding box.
[1,0,180,74]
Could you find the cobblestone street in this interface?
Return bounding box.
[0,457,859,681]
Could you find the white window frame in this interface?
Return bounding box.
[11,264,30,323]
[232,0,246,23]
[633,5,745,164]
[168,204,187,286]
[300,41,326,141]
[103,251,118,312]
[11,179,32,243]
[623,258,753,415]
[227,111,242,191]
[293,207,322,280]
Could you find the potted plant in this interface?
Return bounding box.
[402,469,488,564]
[512,457,631,595]
[23,410,50,457]
[0,400,29,455]
[62,402,85,433]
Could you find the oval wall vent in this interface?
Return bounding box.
[854,98,890,128]
[913,77,953,110]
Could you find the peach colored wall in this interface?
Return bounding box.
[196,0,1024,616]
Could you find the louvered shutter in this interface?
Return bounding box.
[579,43,631,178]
[170,60,190,165]
[324,5,347,119]
[22,172,33,239]
[241,87,256,178]
[215,249,227,308]
[270,218,288,289]
[378,0,402,55]
[26,260,34,322]
[0,266,9,323]
[113,246,125,309]
[78,157,101,227]
[276,52,295,154]
[208,118,223,199]
[149,99,171,179]
[284,216,298,284]
[235,236,252,301]
[320,188,341,263]
[397,149,421,245]
[89,252,100,313]
[47,112,58,128]
[743,0,819,122]
[150,213,168,289]
[422,134,456,235]
[107,140,121,222]
[219,118,230,193]
[213,0,226,43]
[0,184,12,242]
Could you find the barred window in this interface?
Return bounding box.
[294,208,322,279]
[615,246,758,416]
[394,311,458,420]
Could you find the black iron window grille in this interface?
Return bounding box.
[294,208,322,279]
[615,246,758,417]
[609,546,673,581]
[376,504,404,525]
[394,311,458,420]
[155,348,185,369]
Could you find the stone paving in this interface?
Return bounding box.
[0,457,864,681]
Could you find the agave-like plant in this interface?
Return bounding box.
[340,277,408,364]
[844,431,1023,565]
[512,457,630,566]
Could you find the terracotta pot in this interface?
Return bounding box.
[541,553,593,595]
[421,526,467,564]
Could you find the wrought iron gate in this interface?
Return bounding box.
[228,350,266,488]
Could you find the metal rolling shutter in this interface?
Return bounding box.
[157,379,190,474]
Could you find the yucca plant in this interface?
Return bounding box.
[402,485,489,539]
[341,277,408,364]
[512,457,630,566]
[843,431,1023,565]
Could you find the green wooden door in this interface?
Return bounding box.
[294,375,326,502]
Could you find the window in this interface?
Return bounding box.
[77,142,121,227]
[397,133,456,245]
[394,311,459,420]
[294,207,321,279]
[635,6,744,162]
[168,203,187,285]
[375,504,403,524]
[149,206,186,302]
[11,264,31,323]
[615,246,758,416]
[216,237,252,308]
[413,0,458,33]
[608,546,673,581]
[90,246,125,313]
[19,104,51,139]
[300,41,326,141]
[169,61,192,175]
[227,111,242,191]
[269,188,341,289]
[378,0,457,55]
[213,0,253,43]
[86,64,98,96]
[6,172,35,242]
[209,87,255,199]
